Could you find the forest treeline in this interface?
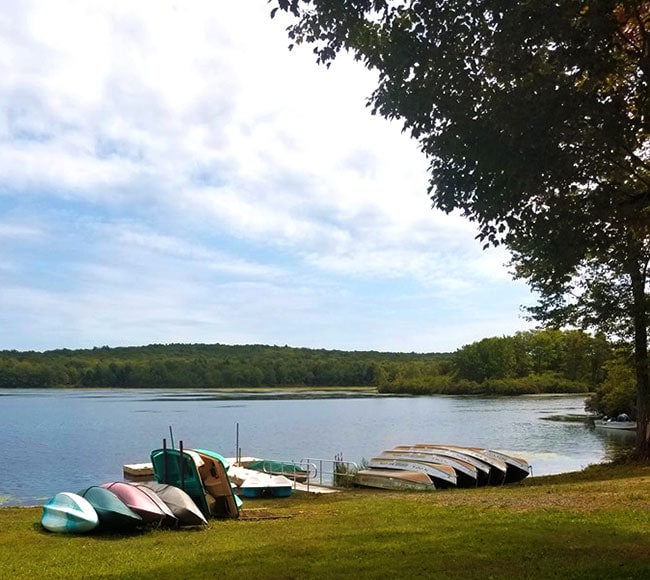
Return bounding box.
[0,329,614,397]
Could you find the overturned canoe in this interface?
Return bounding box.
[392,446,492,485]
[78,486,143,531]
[142,482,207,527]
[246,459,310,482]
[409,444,508,485]
[367,458,457,488]
[378,449,482,487]
[41,492,99,534]
[126,482,178,526]
[99,481,169,525]
[467,448,530,483]
[353,469,435,491]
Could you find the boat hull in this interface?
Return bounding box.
[391,446,492,485]
[239,473,294,498]
[353,469,435,491]
[246,459,310,482]
[143,482,208,527]
[378,450,481,487]
[126,483,178,526]
[78,486,143,531]
[410,444,508,485]
[467,448,530,483]
[367,458,457,488]
[594,420,636,431]
[41,492,99,534]
[99,481,169,524]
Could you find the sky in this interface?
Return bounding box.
[0,0,536,354]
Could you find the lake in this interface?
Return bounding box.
[0,388,634,506]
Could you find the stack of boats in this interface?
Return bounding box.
[41,445,240,534]
[353,444,530,491]
[41,480,210,535]
[41,445,307,534]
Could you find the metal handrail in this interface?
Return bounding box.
[234,456,359,491]
[298,457,359,489]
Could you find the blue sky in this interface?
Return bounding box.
[0,0,535,353]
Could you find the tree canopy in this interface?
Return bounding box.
[271,1,650,455]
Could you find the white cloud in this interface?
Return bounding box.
[0,221,43,239]
[0,0,535,352]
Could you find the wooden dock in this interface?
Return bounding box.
[292,481,340,494]
[123,462,154,479]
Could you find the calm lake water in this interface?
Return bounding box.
[0,388,634,506]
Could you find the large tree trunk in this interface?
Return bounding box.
[630,264,650,458]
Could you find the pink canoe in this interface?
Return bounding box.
[99,481,169,525]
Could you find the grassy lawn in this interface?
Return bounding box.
[2,463,650,579]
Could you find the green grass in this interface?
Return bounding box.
[3,463,650,579]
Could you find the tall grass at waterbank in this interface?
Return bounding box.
[2,463,650,579]
[379,372,588,396]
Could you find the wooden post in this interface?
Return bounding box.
[180,440,185,491]
[163,438,168,484]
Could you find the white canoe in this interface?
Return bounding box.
[378,450,481,487]
[367,458,457,487]
[42,492,99,534]
[466,448,530,483]
[392,446,492,482]
[354,469,436,491]
[400,444,508,485]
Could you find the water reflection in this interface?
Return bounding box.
[589,425,636,462]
